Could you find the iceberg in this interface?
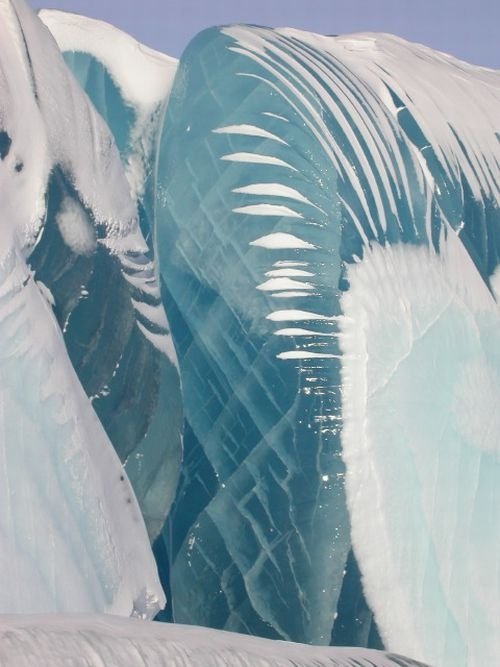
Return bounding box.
[1,0,498,665]
[0,0,165,615]
[0,614,430,667]
[36,9,183,542]
[155,23,500,667]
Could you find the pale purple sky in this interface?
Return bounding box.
[30,0,499,68]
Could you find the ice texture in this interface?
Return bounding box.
[0,0,165,614]
[155,24,500,665]
[1,1,499,663]
[34,10,183,541]
[0,615,430,667]
[340,235,500,667]
[155,26,374,646]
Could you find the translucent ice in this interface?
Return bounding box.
[1,2,499,664]
[0,0,164,614]
[35,9,183,541]
[155,23,500,665]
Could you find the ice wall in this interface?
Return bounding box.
[36,10,183,541]
[0,0,165,615]
[1,0,499,662]
[155,24,500,665]
[155,25,375,646]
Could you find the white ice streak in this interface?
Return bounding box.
[257,278,314,291]
[233,183,325,213]
[277,351,338,360]
[266,269,315,277]
[274,328,337,337]
[136,320,178,367]
[233,203,303,218]
[262,111,290,122]
[221,152,298,170]
[250,233,316,249]
[213,124,288,144]
[131,298,169,330]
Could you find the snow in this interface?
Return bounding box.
[38,10,177,114]
[0,615,430,667]
[339,230,500,666]
[55,196,96,255]
[0,0,164,615]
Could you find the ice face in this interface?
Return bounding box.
[0,0,165,615]
[0,614,431,667]
[155,26,375,646]
[36,10,183,542]
[340,235,500,667]
[154,23,500,665]
[1,1,499,663]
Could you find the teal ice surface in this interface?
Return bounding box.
[156,27,370,645]
[29,50,183,542]
[154,24,500,653]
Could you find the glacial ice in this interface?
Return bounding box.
[1,1,499,665]
[155,22,500,666]
[0,0,165,614]
[35,9,183,541]
[0,615,430,667]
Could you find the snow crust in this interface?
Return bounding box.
[0,615,430,667]
[0,0,164,615]
[339,230,500,666]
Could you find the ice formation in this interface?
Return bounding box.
[155,23,500,667]
[35,9,183,541]
[0,615,430,667]
[0,0,165,615]
[1,0,499,665]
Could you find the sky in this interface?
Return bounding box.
[29,0,499,68]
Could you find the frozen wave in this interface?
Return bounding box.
[340,231,500,666]
[0,0,164,614]
[155,21,500,660]
[29,7,183,541]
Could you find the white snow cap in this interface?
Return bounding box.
[39,9,178,115]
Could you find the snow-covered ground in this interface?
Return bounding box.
[0,615,430,667]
